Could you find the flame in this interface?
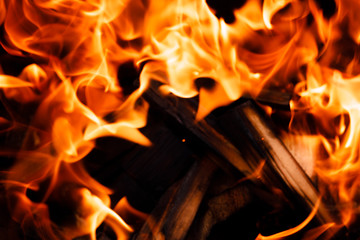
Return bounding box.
[256,197,333,240]
[291,65,360,227]
[1,0,149,238]
[1,0,360,238]
[285,0,360,235]
[114,197,148,226]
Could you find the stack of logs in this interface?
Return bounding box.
[87,80,349,240]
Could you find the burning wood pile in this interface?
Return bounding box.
[0,0,360,239]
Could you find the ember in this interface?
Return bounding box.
[0,0,360,239]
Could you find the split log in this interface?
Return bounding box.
[134,157,217,240]
[245,88,291,110]
[217,101,336,226]
[143,82,254,176]
[186,181,253,240]
[143,83,339,232]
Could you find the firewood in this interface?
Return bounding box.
[186,181,253,240]
[143,83,338,233]
[217,101,342,236]
[246,88,291,110]
[134,157,217,240]
[143,82,254,176]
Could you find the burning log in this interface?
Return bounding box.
[217,101,336,225]
[134,157,217,240]
[143,81,254,176]
[186,180,253,240]
[143,83,339,234]
[245,88,291,110]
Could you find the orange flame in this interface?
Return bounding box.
[291,65,360,227]
[1,0,150,238]
[1,0,360,238]
[256,197,334,240]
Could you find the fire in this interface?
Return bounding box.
[256,197,332,240]
[0,0,360,238]
[1,0,149,238]
[291,65,360,227]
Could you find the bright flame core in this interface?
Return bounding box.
[0,0,360,238]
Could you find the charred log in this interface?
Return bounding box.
[142,82,340,236]
[134,157,217,240]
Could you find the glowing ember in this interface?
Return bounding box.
[0,0,359,238]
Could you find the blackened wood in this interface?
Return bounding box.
[218,101,337,227]
[143,83,254,176]
[143,84,337,231]
[246,88,291,110]
[186,182,253,240]
[143,82,290,178]
[135,157,217,240]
